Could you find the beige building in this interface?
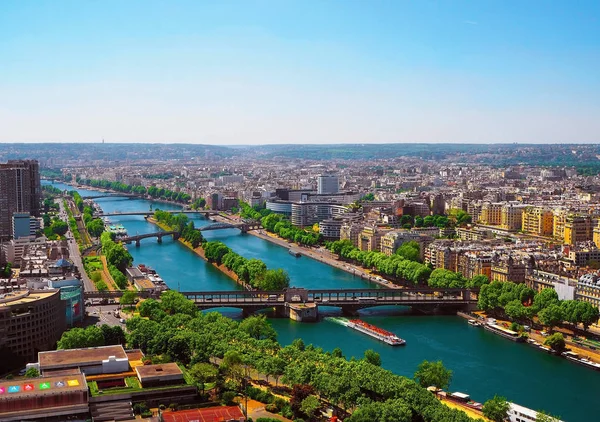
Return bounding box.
[491,256,528,283]
[522,206,554,237]
[340,222,364,247]
[500,204,525,231]
[480,202,503,225]
[358,226,389,252]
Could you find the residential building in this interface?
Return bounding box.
[553,208,568,241]
[500,203,525,231]
[491,256,528,283]
[358,226,389,252]
[564,215,593,245]
[567,247,600,267]
[480,202,503,225]
[340,222,364,247]
[576,273,600,309]
[521,207,554,237]
[525,269,577,300]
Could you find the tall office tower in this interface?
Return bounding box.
[0,160,41,240]
[317,174,339,194]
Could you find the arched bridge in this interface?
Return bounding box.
[119,231,180,246]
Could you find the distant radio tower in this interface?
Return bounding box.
[102,138,105,144]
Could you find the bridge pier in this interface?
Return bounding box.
[285,303,318,322]
[157,235,162,244]
[135,240,141,247]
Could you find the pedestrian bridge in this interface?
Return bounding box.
[119,230,180,246]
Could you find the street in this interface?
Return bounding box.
[85,304,126,327]
[57,198,95,292]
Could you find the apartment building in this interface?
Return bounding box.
[576,273,600,309]
[521,207,554,237]
[458,252,492,279]
[340,222,364,247]
[358,226,390,252]
[491,256,529,283]
[500,203,525,231]
[480,202,503,225]
[525,269,577,300]
[553,208,568,241]
[564,215,593,245]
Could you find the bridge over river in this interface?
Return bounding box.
[85,287,477,321]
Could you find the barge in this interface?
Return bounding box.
[344,318,406,346]
[483,321,525,342]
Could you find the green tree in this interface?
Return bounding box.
[300,395,320,419]
[413,360,452,389]
[538,304,564,331]
[239,315,277,341]
[258,269,290,291]
[482,396,510,422]
[160,291,198,317]
[189,362,218,393]
[363,349,381,366]
[120,290,137,308]
[395,241,420,262]
[576,301,599,330]
[138,298,161,317]
[533,288,560,311]
[57,326,105,349]
[50,220,68,236]
[544,333,566,353]
[24,367,40,378]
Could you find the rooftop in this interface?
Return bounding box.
[0,373,86,399]
[39,345,127,370]
[135,363,182,380]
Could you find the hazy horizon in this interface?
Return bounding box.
[2,0,599,145]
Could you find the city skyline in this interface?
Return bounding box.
[2,0,599,145]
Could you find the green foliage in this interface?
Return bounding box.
[482,395,510,422]
[191,198,206,209]
[1,262,12,278]
[544,333,566,353]
[538,304,564,331]
[101,233,133,272]
[395,241,421,262]
[299,395,320,419]
[57,326,105,349]
[536,410,562,422]
[86,218,105,237]
[239,315,277,341]
[428,269,466,288]
[413,360,452,390]
[205,240,289,290]
[120,290,137,307]
[363,349,381,366]
[326,239,431,284]
[240,201,271,220]
[49,220,68,236]
[24,367,40,378]
[124,294,479,422]
[261,213,321,246]
[360,193,375,202]
[154,211,204,247]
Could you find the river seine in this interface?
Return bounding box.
[46,181,599,421]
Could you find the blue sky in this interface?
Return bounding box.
[1,0,599,144]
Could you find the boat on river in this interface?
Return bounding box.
[329,317,405,346]
[483,321,525,342]
[562,351,600,371]
[467,319,481,327]
[288,248,301,258]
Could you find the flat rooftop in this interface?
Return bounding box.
[134,278,156,290]
[136,363,182,380]
[39,345,127,370]
[0,290,57,307]
[0,373,86,399]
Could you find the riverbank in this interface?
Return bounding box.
[146,217,252,290]
[458,310,600,371]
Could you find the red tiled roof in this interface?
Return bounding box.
[161,406,245,422]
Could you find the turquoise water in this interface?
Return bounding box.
[46,181,600,421]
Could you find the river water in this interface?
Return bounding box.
[46,181,599,421]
